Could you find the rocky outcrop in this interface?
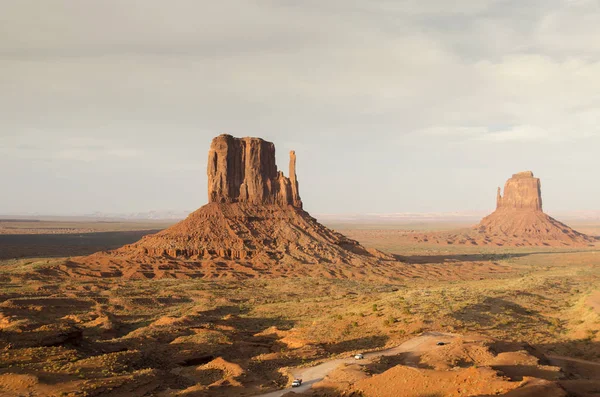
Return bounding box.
[68,134,397,280]
[496,171,542,211]
[207,134,302,208]
[412,171,596,247]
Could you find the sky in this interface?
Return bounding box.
[1,0,599,216]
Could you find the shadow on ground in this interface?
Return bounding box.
[393,250,597,265]
[393,253,530,264]
[450,297,543,329]
[325,335,389,354]
[0,303,306,395]
[0,230,162,259]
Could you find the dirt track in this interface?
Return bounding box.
[258,332,457,397]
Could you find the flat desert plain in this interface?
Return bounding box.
[1,218,600,397]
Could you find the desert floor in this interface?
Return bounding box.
[1,218,600,396]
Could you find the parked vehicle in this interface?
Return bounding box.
[354,353,364,360]
[292,379,302,387]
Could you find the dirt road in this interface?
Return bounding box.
[257,332,458,397]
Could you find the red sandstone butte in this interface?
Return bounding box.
[477,171,594,246]
[65,135,396,280]
[411,171,596,247]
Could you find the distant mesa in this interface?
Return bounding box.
[476,171,594,246]
[415,171,596,247]
[495,171,542,211]
[63,134,398,280]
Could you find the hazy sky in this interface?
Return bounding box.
[1,0,599,215]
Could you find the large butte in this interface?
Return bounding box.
[63,134,398,280]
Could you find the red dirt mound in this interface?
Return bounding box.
[354,365,518,397]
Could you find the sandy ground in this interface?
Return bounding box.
[586,291,600,314]
[2,221,600,396]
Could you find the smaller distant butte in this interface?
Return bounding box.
[414,171,596,247]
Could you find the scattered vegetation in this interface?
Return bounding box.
[1,223,600,394]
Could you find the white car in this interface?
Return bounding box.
[292,379,302,387]
[354,353,364,360]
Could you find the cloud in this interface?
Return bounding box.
[477,126,558,143]
[1,1,600,214]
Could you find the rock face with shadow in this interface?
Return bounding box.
[207,134,302,208]
[64,135,398,280]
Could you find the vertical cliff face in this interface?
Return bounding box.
[496,171,542,211]
[207,134,302,208]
